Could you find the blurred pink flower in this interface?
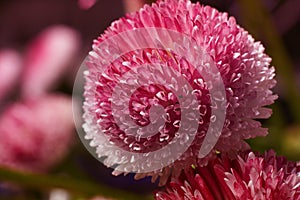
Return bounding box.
[21,25,80,98]
[0,50,22,102]
[83,0,277,184]
[123,0,145,13]
[0,94,74,172]
[78,0,97,10]
[155,150,300,200]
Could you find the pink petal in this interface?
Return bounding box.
[78,0,97,10]
[21,25,80,98]
[156,150,300,200]
[0,49,22,102]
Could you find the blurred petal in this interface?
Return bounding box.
[78,0,97,10]
[21,25,80,98]
[0,94,74,172]
[0,50,22,102]
[123,0,145,13]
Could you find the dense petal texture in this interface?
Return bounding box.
[21,25,80,98]
[83,0,277,184]
[0,95,74,172]
[155,150,300,200]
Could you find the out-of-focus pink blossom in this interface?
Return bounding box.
[21,25,80,98]
[155,150,300,200]
[0,94,74,172]
[123,0,145,13]
[78,0,97,10]
[0,50,22,102]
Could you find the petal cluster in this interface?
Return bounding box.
[83,0,277,184]
[155,150,300,200]
[0,25,79,173]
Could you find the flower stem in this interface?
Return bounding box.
[0,167,153,200]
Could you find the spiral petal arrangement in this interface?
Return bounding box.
[82,0,277,184]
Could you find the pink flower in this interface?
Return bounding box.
[0,50,22,102]
[155,150,300,200]
[83,0,277,184]
[21,25,80,98]
[0,94,74,172]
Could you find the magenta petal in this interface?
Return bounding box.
[156,150,300,200]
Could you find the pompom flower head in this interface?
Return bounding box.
[82,0,277,184]
[155,150,300,200]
